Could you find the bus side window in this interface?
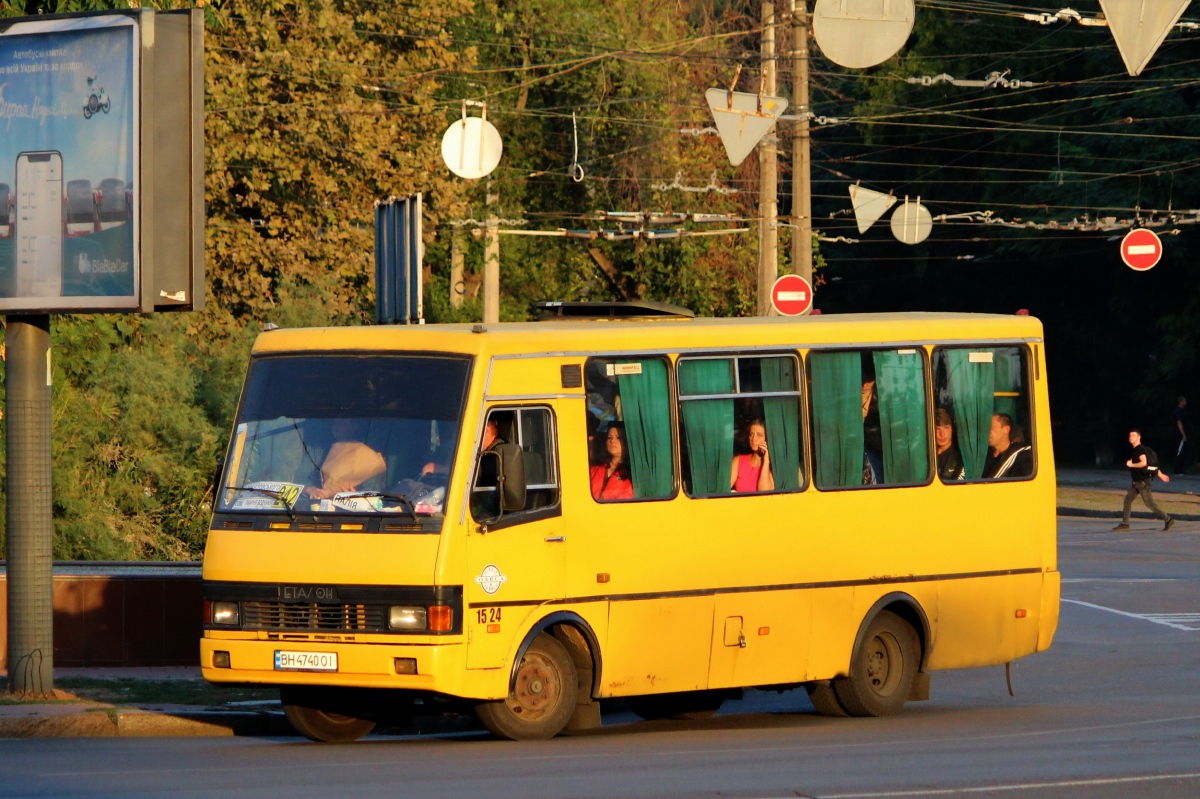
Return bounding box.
[932,346,1035,482]
[809,349,930,489]
[677,354,805,496]
[584,357,675,501]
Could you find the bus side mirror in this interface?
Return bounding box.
[494,442,527,511]
[474,445,527,527]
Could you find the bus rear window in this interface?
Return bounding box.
[219,354,471,516]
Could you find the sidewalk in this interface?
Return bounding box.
[0,667,294,738]
[1057,467,1200,521]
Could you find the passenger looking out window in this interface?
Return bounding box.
[590,422,635,500]
[983,413,1033,479]
[677,355,804,496]
[935,408,965,481]
[584,358,675,501]
[933,347,1035,482]
[731,419,775,492]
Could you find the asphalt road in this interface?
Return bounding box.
[2,517,1198,799]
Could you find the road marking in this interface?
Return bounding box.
[1062,598,1200,630]
[807,770,1200,797]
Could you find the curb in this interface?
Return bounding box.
[0,707,296,739]
[1057,506,1200,522]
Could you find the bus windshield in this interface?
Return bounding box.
[218,354,471,517]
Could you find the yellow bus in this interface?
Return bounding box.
[201,304,1059,742]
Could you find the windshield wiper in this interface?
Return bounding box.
[225,486,298,522]
[330,491,417,517]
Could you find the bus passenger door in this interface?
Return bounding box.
[466,406,566,670]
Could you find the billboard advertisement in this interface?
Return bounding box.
[0,16,138,312]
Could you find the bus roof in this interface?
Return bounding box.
[250,312,1044,357]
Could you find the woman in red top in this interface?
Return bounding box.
[730,419,774,492]
[590,422,635,500]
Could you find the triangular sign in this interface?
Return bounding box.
[848,184,897,233]
[705,88,789,167]
[1099,0,1191,77]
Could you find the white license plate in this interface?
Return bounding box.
[274,650,338,672]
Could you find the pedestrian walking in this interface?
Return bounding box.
[1113,428,1174,532]
[1173,396,1189,474]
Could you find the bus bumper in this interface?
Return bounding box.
[199,637,502,699]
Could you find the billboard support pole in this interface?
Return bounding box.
[4,315,54,697]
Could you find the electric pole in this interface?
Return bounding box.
[757,1,779,316]
[483,182,500,324]
[791,0,813,306]
[5,316,55,697]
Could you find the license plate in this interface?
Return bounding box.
[274,650,338,672]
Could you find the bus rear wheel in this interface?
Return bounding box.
[627,690,726,721]
[476,633,578,740]
[280,687,377,743]
[834,610,919,717]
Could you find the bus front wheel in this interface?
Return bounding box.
[280,687,377,743]
[476,633,578,740]
[834,610,919,717]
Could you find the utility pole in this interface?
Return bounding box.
[450,229,464,309]
[757,1,778,316]
[5,316,55,697]
[483,182,500,324]
[791,0,813,307]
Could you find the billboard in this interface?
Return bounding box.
[0,10,203,315]
[0,16,138,312]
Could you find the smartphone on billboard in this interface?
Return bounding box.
[15,151,64,298]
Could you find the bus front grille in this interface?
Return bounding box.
[241,601,386,632]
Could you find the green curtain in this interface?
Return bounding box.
[678,359,735,494]
[615,359,674,498]
[760,357,802,490]
[992,348,1022,428]
[944,350,995,480]
[873,351,929,484]
[811,352,863,488]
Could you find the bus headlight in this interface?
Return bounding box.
[211,601,240,626]
[389,606,428,631]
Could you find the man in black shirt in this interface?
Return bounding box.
[982,413,1032,479]
[1114,428,1174,532]
[1173,396,1189,474]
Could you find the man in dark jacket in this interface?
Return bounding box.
[1114,428,1174,532]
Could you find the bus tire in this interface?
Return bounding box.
[280,687,377,743]
[627,690,726,721]
[834,610,919,717]
[805,681,850,717]
[476,633,578,740]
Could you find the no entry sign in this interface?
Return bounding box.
[771,274,813,316]
[1120,228,1163,271]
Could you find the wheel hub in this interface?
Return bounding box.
[511,653,559,718]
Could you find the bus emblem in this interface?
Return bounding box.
[475,564,508,595]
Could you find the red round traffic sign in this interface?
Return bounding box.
[1120,228,1162,271]
[771,274,813,316]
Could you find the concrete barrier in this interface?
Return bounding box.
[0,562,202,670]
